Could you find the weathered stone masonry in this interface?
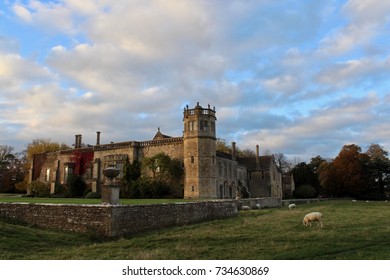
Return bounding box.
[0,198,280,236]
[0,200,237,236]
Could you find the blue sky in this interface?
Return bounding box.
[1,0,390,162]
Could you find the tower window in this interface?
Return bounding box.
[188,121,195,131]
[191,156,194,163]
[192,186,195,192]
[200,120,209,131]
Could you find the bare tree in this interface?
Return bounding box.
[0,145,15,168]
[274,153,291,174]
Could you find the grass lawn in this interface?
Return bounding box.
[0,194,185,205]
[0,200,389,259]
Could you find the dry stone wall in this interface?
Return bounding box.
[0,200,239,236]
[0,198,280,236]
[0,203,112,235]
[237,197,281,209]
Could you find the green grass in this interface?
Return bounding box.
[1,200,389,259]
[0,195,185,205]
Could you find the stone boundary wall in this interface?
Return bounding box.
[237,197,282,209]
[0,200,238,237]
[281,198,331,207]
[111,200,237,236]
[0,203,113,235]
[0,198,281,236]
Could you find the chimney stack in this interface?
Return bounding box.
[96,131,101,145]
[75,135,79,149]
[256,145,260,169]
[232,142,236,161]
[77,134,82,148]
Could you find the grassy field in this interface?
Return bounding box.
[0,194,184,205]
[0,200,389,260]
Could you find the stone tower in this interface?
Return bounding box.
[183,103,217,198]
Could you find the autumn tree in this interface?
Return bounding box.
[331,144,369,197]
[309,155,327,172]
[26,138,70,161]
[317,160,339,196]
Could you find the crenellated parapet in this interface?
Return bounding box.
[183,102,216,120]
[93,137,184,151]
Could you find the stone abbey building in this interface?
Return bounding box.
[31,103,283,199]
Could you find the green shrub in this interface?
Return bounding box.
[68,175,86,197]
[29,181,50,197]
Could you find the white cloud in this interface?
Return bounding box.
[2,0,390,160]
[13,0,75,34]
[343,0,390,25]
[0,53,54,95]
[12,4,32,22]
[317,0,390,57]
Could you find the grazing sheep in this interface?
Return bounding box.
[352,200,357,202]
[303,212,323,227]
[256,203,261,209]
[288,203,296,210]
[241,205,251,210]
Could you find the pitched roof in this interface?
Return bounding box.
[237,155,273,171]
[216,151,233,160]
[153,128,172,140]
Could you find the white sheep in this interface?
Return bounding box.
[303,212,323,227]
[256,203,261,209]
[288,203,296,210]
[241,205,251,210]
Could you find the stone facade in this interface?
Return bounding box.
[31,103,283,199]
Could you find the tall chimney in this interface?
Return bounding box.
[78,134,82,148]
[75,135,79,149]
[96,131,101,145]
[232,142,236,161]
[256,145,260,169]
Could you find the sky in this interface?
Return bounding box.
[1,0,390,162]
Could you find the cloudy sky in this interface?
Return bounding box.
[1,0,390,161]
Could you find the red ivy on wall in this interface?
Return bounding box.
[70,150,94,176]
